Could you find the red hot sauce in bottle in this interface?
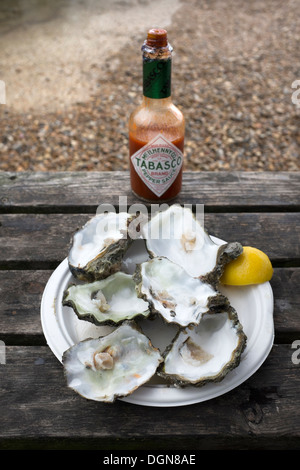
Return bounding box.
[129,29,185,202]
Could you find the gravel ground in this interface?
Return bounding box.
[0,0,299,172]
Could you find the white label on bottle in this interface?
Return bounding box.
[130,134,183,197]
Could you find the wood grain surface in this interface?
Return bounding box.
[0,170,299,450]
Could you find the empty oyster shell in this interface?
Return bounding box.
[142,204,242,286]
[63,272,150,326]
[68,212,136,282]
[62,321,163,403]
[134,256,229,327]
[158,307,247,387]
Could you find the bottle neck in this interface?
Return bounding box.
[142,56,172,99]
[141,31,173,100]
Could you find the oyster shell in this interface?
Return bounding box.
[62,321,163,403]
[63,272,150,326]
[134,256,228,327]
[68,212,135,282]
[142,204,243,286]
[61,204,248,402]
[158,306,247,387]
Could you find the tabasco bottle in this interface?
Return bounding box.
[129,28,185,202]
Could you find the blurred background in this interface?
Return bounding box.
[0,0,299,172]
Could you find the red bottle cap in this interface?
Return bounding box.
[146,28,168,48]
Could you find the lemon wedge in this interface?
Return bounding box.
[220,246,273,286]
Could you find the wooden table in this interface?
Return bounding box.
[0,170,299,451]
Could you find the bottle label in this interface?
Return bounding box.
[130,134,183,197]
[143,58,171,99]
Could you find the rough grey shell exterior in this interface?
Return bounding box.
[133,257,230,327]
[157,306,247,387]
[62,320,163,403]
[63,272,150,326]
[68,213,136,282]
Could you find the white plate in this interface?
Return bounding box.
[40,237,274,407]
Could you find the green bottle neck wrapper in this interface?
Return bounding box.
[143,58,171,99]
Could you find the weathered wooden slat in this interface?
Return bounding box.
[0,270,52,344]
[270,268,300,342]
[0,171,299,212]
[0,212,299,267]
[0,344,299,450]
[205,213,300,265]
[0,269,298,343]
